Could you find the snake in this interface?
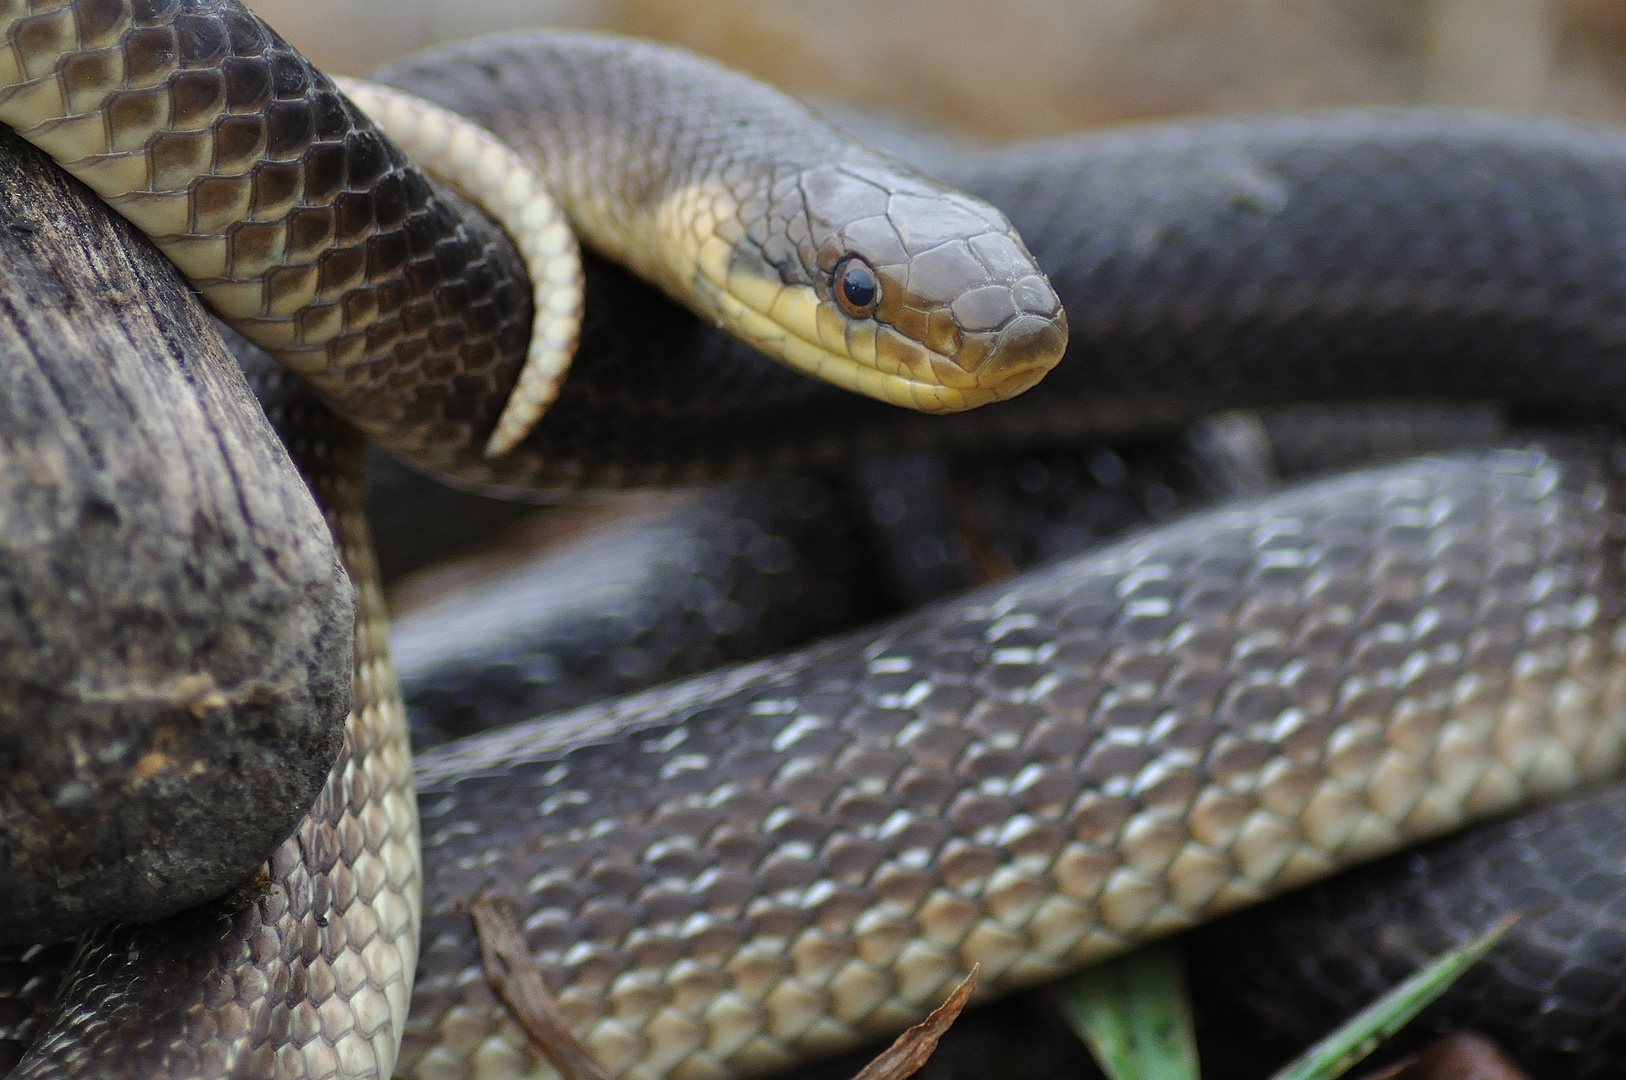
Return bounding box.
[0,0,1062,1075]
[5,0,1626,1077]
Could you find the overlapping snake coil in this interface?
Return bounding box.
[7,1,1626,1079]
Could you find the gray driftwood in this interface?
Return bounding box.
[0,126,354,943]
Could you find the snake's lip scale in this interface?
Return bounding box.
[876,285,1070,407]
[713,269,1068,414]
[971,312,1070,398]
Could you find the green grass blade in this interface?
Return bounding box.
[1058,941,1200,1080]
[1269,912,1519,1080]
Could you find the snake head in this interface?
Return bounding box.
[690,148,1068,414]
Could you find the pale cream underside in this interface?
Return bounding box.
[336,77,585,458]
[412,591,1626,1080]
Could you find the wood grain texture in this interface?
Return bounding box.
[0,125,354,943]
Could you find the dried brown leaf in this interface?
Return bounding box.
[1351,1057,1417,1080]
[849,966,981,1080]
[1365,1033,1532,1080]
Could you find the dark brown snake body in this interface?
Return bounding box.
[8,1,1626,1078]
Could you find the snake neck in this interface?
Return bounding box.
[374,32,849,304]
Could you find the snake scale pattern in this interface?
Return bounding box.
[7,0,1626,1078]
[393,437,1626,1080]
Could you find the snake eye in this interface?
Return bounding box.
[833,256,880,319]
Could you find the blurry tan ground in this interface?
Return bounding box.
[256,0,1626,135]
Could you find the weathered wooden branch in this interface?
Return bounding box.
[0,126,354,943]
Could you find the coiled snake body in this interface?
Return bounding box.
[5,1,1626,1078]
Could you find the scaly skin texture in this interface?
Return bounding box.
[19,5,1626,1078]
[390,404,1510,751]
[391,476,896,750]
[331,76,585,460]
[332,110,1626,495]
[0,0,534,478]
[0,7,1058,1076]
[0,0,1063,490]
[1184,777,1626,1080]
[397,439,1626,1080]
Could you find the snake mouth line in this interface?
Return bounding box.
[693,233,1057,415]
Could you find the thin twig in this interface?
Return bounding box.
[1351,1057,1417,1080]
[472,897,614,1080]
[475,897,978,1080]
[1354,1033,1532,1080]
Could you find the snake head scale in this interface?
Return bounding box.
[689,147,1071,414]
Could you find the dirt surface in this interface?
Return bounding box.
[257,0,1626,135]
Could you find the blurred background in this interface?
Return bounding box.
[257,0,1626,135]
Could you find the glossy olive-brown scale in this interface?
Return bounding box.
[0,0,533,477]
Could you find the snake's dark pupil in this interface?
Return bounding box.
[842,268,875,307]
[836,258,879,316]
